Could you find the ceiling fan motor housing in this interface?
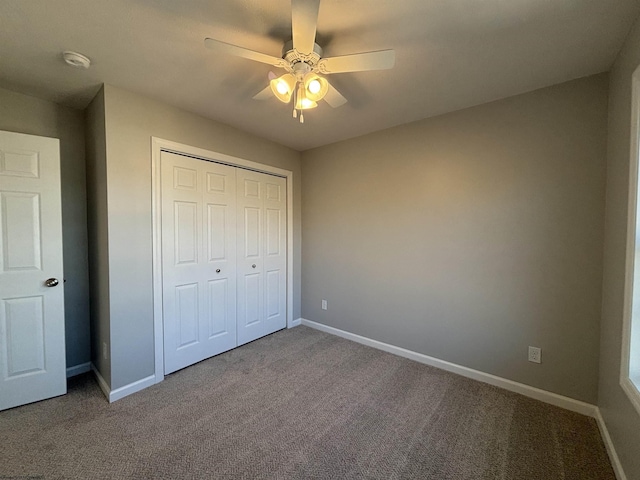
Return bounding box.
[282,40,323,72]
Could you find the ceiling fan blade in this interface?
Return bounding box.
[292,0,320,55]
[318,50,395,74]
[204,38,284,67]
[324,83,347,108]
[253,85,273,100]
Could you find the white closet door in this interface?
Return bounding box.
[262,173,287,336]
[237,169,286,346]
[161,151,237,374]
[0,131,66,411]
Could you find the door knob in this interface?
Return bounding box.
[216,269,221,273]
[252,264,256,268]
[44,278,59,287]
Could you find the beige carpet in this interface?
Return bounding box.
[1,326,614,479]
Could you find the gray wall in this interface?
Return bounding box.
[598,13,640,479]
[99,84,302,389]
[0,86,90,370]
[301,74,608,404]
[85,87,111,385]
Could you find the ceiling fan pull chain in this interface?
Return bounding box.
[300,112,304,123]
[293,87,298,118]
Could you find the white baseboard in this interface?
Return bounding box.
[90,363,111,400]
[300,319,597,417]
[66,362,91,378]
[90,363,155,403]
[595,408,628,480]
[289,317,302,328]
[109,374,156,402]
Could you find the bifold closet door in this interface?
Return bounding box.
[236,169,287,346]
[161,151,237,374]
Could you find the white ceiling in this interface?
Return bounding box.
[1,0,638,151]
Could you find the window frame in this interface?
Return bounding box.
[621,65,640,416]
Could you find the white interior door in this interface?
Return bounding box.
[237,169,286,346]
[0,130,66,411]
[161,151,237,374]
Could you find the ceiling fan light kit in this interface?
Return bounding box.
[204,0,395,123]
[268,60,329,122]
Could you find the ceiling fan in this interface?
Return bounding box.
[204,0,395,123]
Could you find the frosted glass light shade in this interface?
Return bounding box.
[295,83,317,110]
[304,74,329,102]
[270,74,296,103]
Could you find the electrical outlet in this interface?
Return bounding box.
[528,346,541,364]
[321,299,328,310]
[103,342,108,360]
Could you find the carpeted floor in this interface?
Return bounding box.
[1,326,614,479]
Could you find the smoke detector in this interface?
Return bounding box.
[62,51,91,69]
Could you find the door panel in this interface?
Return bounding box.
[173,166,197,191]
[237,170,263,345]
[237,169,286,346]
[243,273,261,327]
[4,296,45,377]
[0,131,66,411]
[0,148,40,178]
[206,172,226,193]
[162,151,237,374]
[207,279,228,337]
[266,182,281,202]
[244,207,261,258]
[244,179,260,198]
[262,175,287,335]
[201,157,237,359]
[266,208,281,256]
[1,192,42,270]
[175,283,199,348]
[174,201,198,265]
[266,270,280,319]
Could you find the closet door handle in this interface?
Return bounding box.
[252,264,256,269]
[216,269,221,273]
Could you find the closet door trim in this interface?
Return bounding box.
[151,137,294,385]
